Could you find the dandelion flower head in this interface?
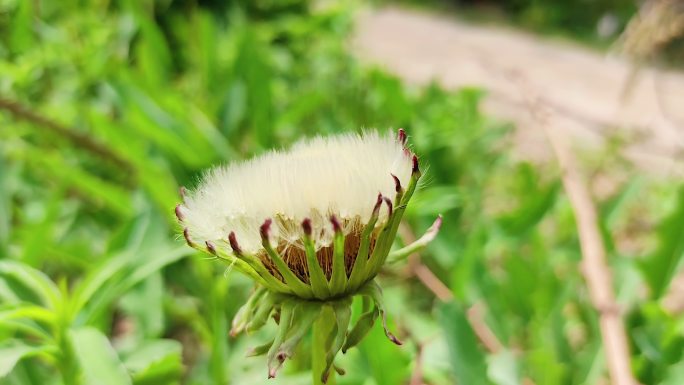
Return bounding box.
[179,130,413,262]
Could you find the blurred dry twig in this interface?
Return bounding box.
[617,0,684,61]
[514,76,638,385]
[408,340,424,385]
[398,222,504,355]
[0,98,132,171]
[616,0,684,103]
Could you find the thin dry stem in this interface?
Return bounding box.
[0,98,132,171]
[398,221,504,354]
[514,76,638,385]
[466,303,504,354]
[409,340,424,385]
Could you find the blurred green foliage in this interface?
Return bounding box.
[1,1,683,385]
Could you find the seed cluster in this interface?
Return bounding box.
[259,223,378,283]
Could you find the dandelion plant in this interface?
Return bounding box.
[175,129,441,383]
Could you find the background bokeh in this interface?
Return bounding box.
[1,1,683,384]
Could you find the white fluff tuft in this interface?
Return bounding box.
[181,130,412,254]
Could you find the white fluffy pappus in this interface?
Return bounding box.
[179,130,413,255]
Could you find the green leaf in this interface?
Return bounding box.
[0,340,48,378]
[119,272,164,338]
[439,301,492,385]
[487,350,521,385]
[0,303,55,325]
[235,28,274,147]
[405,185,462,217]
[497,180,559,236]
[640,187,684,298]
[0,260,60,310]
[122,340,183,385]
[357,312,410,385]
[78,247,190,325]
[662,360,684,385]
[0,155,11,258]
[20,149,133,217]
[69,327,132,385]
[113,84,212,168]
[9,0,35,53]
[122,0,171,86]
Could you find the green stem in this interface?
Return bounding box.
[312,305,336,385]
[57,330,80,385]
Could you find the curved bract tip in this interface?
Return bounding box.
[330,215,342,233]
[228,231,242,254]
[205,240,217,255]
[302,218,313,236]
[175,204,184,222]
[183,228,194,247]
[397,128,407,145]
[260,218,273,241]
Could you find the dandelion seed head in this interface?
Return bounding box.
[181,130,412,255]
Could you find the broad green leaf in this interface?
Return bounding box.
[78,247,189,324]
[0,261,60,310]
[19,150,132,217]
[358,309,410,385]
[0,340,48,378]
[235,28,274,148]
[640,188,684,298]
[0,303,55,325]
[19,188,63,264]
[439,301,492,385]
[122,340,182,385]
[72,253,131,317]
[0,155,11,258]
[662,360,684,385]
[496,179,559,236]
[487,350,520,385]
[87,111,180,213]
[69,327,132,385]
[119,272,164,338]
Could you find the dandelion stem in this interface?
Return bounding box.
[312,306,337,385]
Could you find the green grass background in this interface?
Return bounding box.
[1,1,683,384]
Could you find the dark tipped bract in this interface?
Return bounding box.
[412,155,419,175]
[382,196,393,217]
[373,193,384,214]
[434,215,443,228]
[388,333,403,346]
[391,174,401,193]
[302,218,313,237]
[228,231,242,254]
[260,218,273,240]
[397,128,407,145]
[175,204,184,222]
[330,215,342,233]
[205,241,217,255]
[183,228,193,247]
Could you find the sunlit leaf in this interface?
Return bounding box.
[69,327,132,385]
[439,301,492,385]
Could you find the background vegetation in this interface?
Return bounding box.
[1,1,683,385]
[397,0,638,42]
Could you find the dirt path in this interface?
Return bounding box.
[352,7,684,176]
